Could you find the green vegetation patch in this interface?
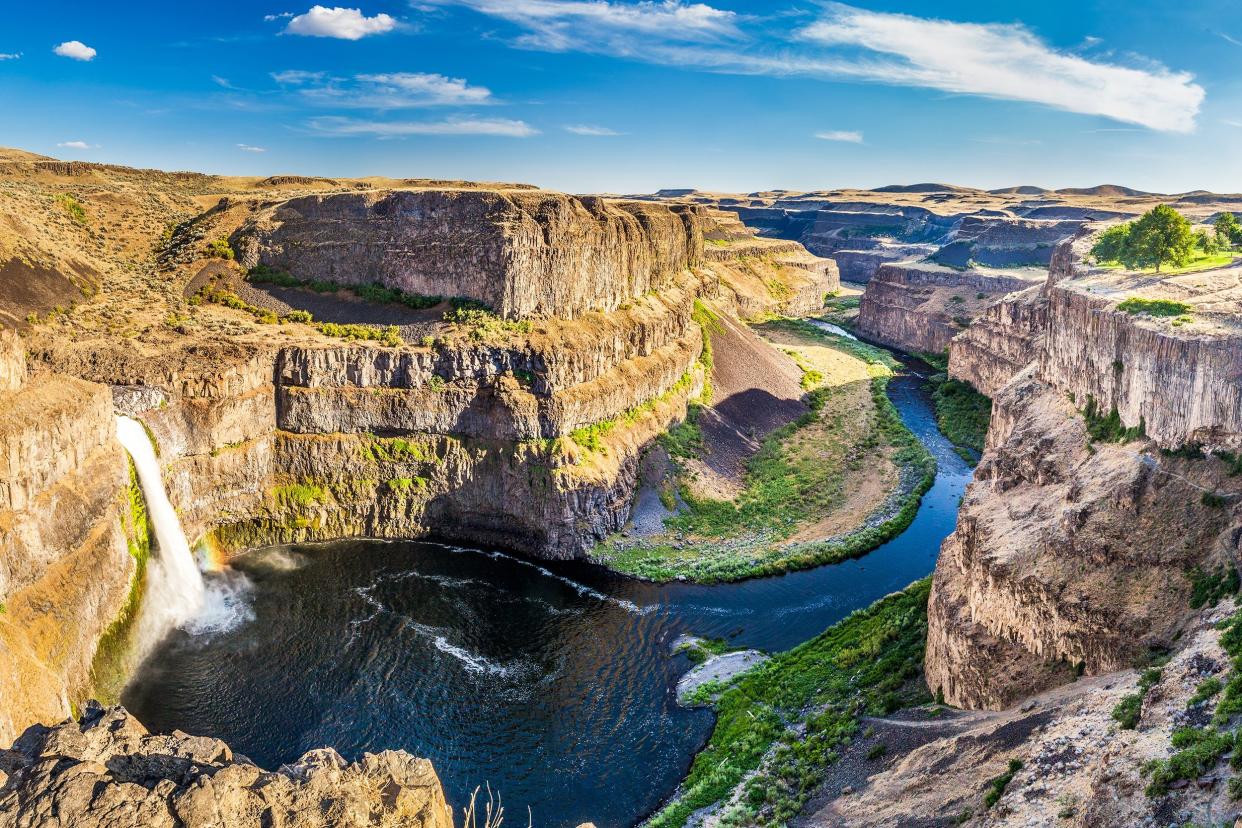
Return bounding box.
[89,460,153,702]
[56,194,88,225]
[1188,565,1241,609]
[674,636,734,666]
[984,759,1024,808]
[206,238,235,260]
[1116,297,1194,318]
[1111,667,1163,729]
[1091,205,1233,274]
[598,320,934,583]
[271,482,330,510]
[1081,395,1145,445]
[648,579,932,828]
[569,371,697,455]
[930,376,991,463]
[250,265,446,310]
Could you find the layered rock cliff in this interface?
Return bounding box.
[0,705,453,828]
[928,232,1242,710]
[233,190,706,319]
[856,262,1044,355]
[0,330,136,745]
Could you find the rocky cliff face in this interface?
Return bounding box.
[929,233,1242,710]
[234,190,706,320]
[0,331,135,745]
[0,705,453,828]
[856,263,1044,355]
[699,209,838,318]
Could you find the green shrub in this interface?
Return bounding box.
[1112,694,1143,729]
[56,194,88,225]
[1117,297,1193,317]
[984,759,1023,808]
[205,238,235,260]
[1081,395,1145,444]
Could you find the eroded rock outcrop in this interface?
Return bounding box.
[0,331,135,745]
[928,232,1242,710]
[0,705,453,828]
[856,263,1044,355]
[233,190,706,319]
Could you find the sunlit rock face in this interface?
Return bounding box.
[927,232,1242,710]
[0,705,454,828]
[233,190,707,320]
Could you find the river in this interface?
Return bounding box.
[123,364,972,828]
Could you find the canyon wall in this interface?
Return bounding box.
[928,234,1242,709]
[856,262,1044,355]
[233,190,706,319]
[0,330,136,745]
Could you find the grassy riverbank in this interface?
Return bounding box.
[917,353,991,464]
[594,319,935,583]
[648,578,932,828]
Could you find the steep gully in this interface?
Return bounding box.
[118,349,971,828]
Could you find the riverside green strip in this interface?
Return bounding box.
[649,578,932,828]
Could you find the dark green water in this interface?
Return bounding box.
[124,371,971,828]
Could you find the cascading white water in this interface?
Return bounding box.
[115,416,207,648]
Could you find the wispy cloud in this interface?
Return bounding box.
[443,0,1203,133]
[1220,32,1242,48]
[798,6,1202,133]
[53,40,96,61]
[283,6,398,39]
[265,11,294,21]
[306,115,539,137]
[57,140,98,150]
[435,0,743,50]
[275,70,492,107]
[814,129,862,143]
[0,52,21,60]
[237,143,268,152]
[1224,119,1242,128]
[565,124,624,135]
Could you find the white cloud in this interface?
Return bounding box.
[212,75,236,89]
[53,40,97,61]
[265,11,294,20]
[797,5,1203,133]
[438,0,742,51]
[814,129,862,143]
[565,124,624,136]
[447,0,1203,133]
[237,143,268,152]
[57,140,97,150]
[307,115,539,137]
[284,6,398,39]
[278,71,492,107]
[0,53,21,60]
[271,69,328,85]
[1224,119,1242,128]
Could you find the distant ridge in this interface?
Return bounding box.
[654,188,699,198]
[988,185,1050,195]
[1054,185,1159,197]
[871,183,977,193]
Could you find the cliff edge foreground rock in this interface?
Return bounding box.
[0,704,453,828]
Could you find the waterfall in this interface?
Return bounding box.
[116,417,207,648]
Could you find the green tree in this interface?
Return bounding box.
[1122,205,1195,272]
[1215,212,1241,249]
[1090,224,1131,263]
[1196,229,1220,254]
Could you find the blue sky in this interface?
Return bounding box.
[2,1,1241,193]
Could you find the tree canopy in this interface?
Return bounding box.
[1215,211,1241,247]
[1090,205,1197,272]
